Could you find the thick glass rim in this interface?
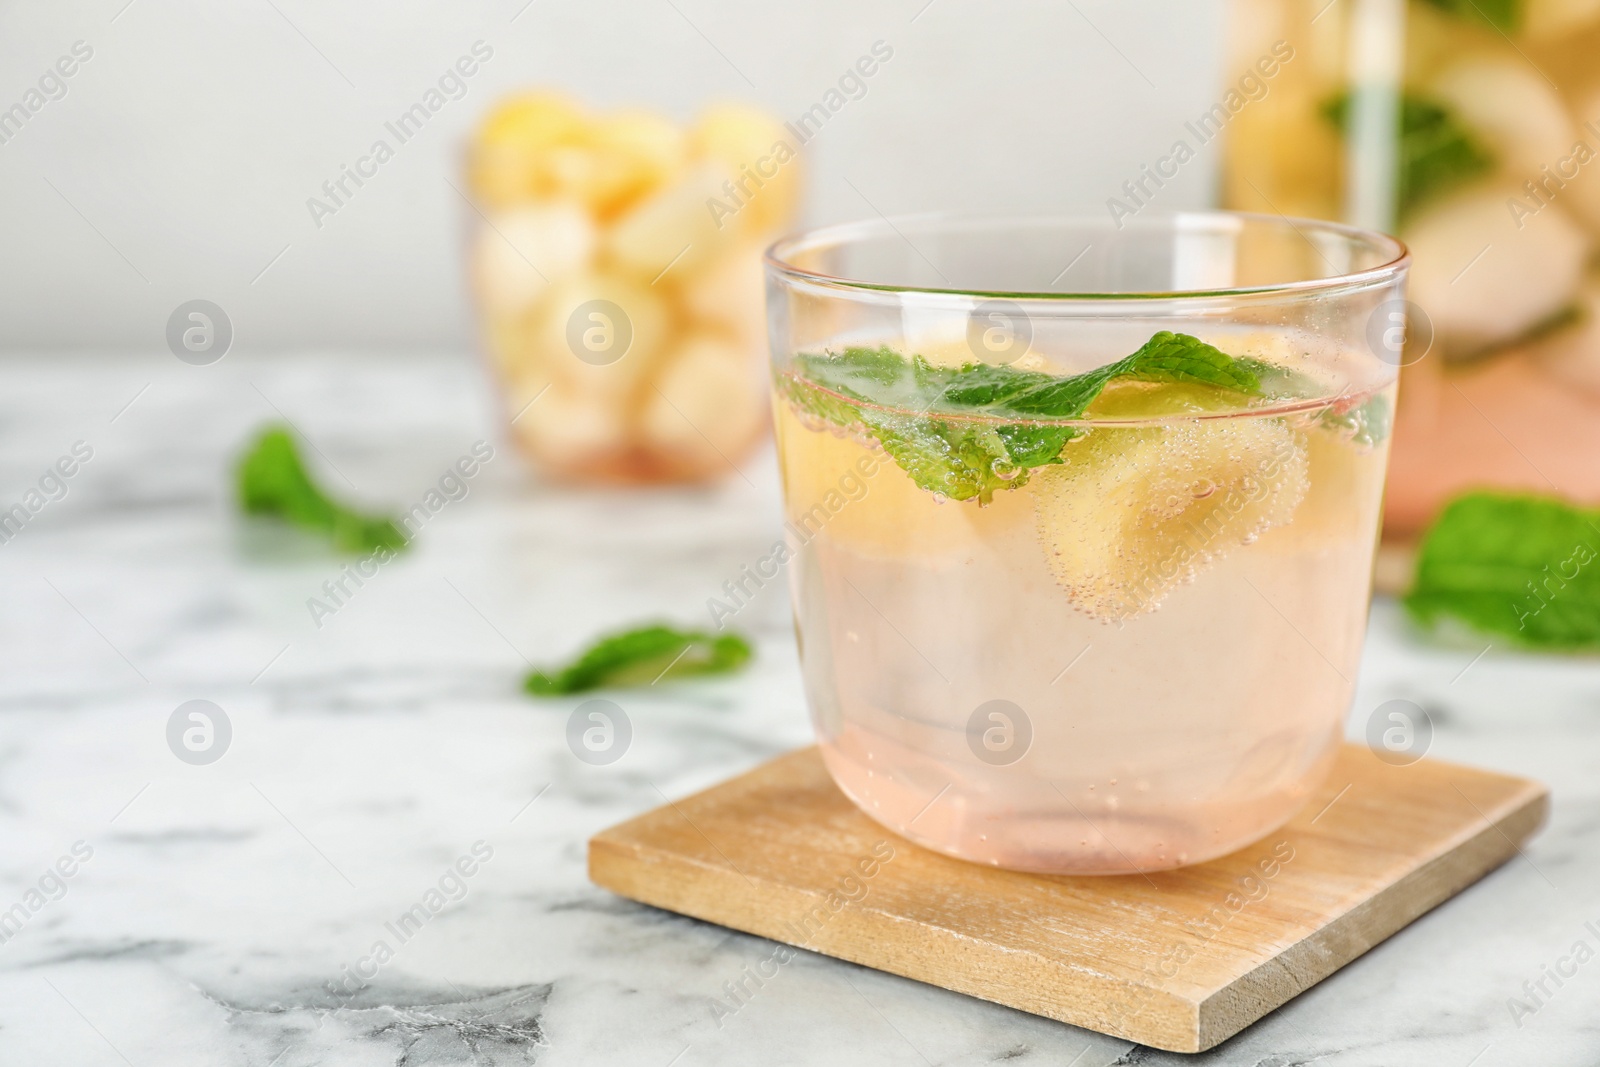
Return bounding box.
[764,210,1409,303]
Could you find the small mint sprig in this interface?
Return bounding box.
[237,425,408,554]
[524,624,753,696]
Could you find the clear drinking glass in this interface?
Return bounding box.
[765,213,1407,874]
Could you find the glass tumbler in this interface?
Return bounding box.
[764,212,1406,874]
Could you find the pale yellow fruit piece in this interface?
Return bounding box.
[679,241,766,346]
[531,144,600,204]
[469,92,588,208]
[1032,417,1308,621]
[605,164,739,281]
[1257,410,1385,553]
[773,401,1009,561]
[1523,0,1600,39]
[513,379,629,469]
[472,201,596,318]
[1404,183,1589,352]
[585,110,687,218]
[691,103,800,237]
[475,92,587,149]
[528,270,669,398]
[1429,56,1574,176]
[1086,380,1253,419]
[499,108,689,217]
[639,334,764,468]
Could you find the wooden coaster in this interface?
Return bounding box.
[589,744,1547,1053]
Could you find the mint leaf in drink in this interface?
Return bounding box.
[237,425,408,554]
[1324,393,1392,448]
[1322,92,1495,220]
[1417,0,1519,31]
[786,332,1263,503]
[1235,359,1392,447]
[1006,329,1264,414]
[869,414,1035,504]
[1405,492,1600,649]
[524,624,753,695]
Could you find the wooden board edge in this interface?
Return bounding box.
[593,749,820,847]
[589,833,1205,1052]
[1194,783,1550,1051]
[588,752,1551,1056]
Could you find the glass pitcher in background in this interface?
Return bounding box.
[1224,0,1600,539]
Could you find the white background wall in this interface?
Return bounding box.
[0,0,1224,352]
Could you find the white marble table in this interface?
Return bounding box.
[0,351,1595,1066]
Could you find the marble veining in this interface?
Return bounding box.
[0,351,1595,1065]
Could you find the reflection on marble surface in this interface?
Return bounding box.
[0,352,1595,1065]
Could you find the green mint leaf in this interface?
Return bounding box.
[1051,329,1265,404]
[786,332,1261,503]
[1324,393,1392,448]
[1405,492,1600,649]
[236,425,408,554]
[524,624,754,696]
[1417,0,1519,31]
[868,414,1035,505]
[1237,358,1320,400]
[1237,360,1391,447]
[1322,92,1496,220]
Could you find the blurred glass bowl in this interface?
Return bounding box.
[464,92,801,484]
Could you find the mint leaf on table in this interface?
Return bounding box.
[1417,0,1519,31]
[236,425,408,554]
[1322,92,1495,221]
[785,332,1263,504]
[1405,492,1600,649]
[524,625,753,696]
